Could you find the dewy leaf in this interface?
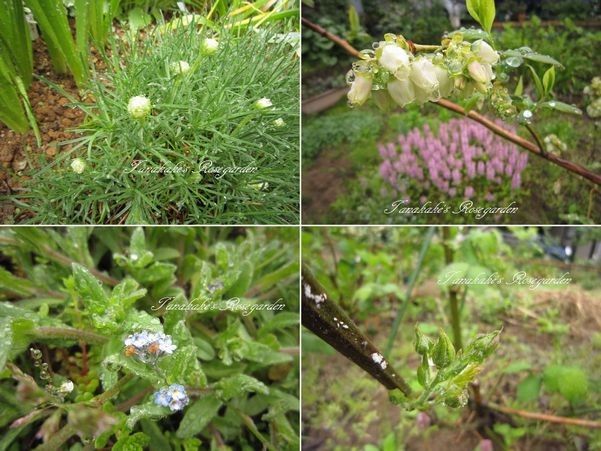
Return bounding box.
[102,354,163,388]
[72,263,108,314]
[224,261,253,298]
[0,318,13,371]
[111,278,147,308]
[126,402,171,430]
[522,52,563,68]
[216,374,269,401]
[541,100,582,115]
[242,341,292,366]
[123,310,163,333]
[176,394,222,438]
[161,345,207,388]
[113,432,150,451]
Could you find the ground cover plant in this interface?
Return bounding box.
[301,0,600,225]
[0,226,300,449]
[0,1,300,224]
[301,226,601,450]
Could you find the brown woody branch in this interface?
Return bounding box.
[301,266,412,396]
[488,402,601,429]
[302,17,601,187]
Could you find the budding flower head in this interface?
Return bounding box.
[201,37,219,55]
[254,97,273,110]
[127,95,152,119]
[432,329,456,369]
[153,384,189,412]
[70,158,86,174]
[273,117,286,127]
[170,60,190,75]
[414,326,432,356]
[124,331,177,362]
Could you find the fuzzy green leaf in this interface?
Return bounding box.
[0,318,13,371]
[102,354,163,389]
[72,263,108,314]
[161,345,207,388]
[113,432,150,451]
[126,403,171,430]
[216,374,269,401]
[176,394,222,438]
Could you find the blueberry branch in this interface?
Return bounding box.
[301,267,412,396]
[301,17,601,187]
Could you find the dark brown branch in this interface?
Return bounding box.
[302,17,601,187]
[301,266,412,396]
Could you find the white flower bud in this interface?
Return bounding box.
[170,60,190,75]
[127,95,152,119]
[201,37,219,55]
[472,40,499,65]
[468,61,491,84]
[273,118,285,127]
[378,44,411,79]
[410,57,440,103]
[347,75,372,106]
[254,97,273,109]
[388,78,415,107]
[70,158,86,174]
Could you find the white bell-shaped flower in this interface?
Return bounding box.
[472,40,499,65]
[388,78,415,107]
[347,74,372,106]
[378,44,411,79]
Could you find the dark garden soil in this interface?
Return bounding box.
[302,148,353,223]
[0,38,85,224]
[302,284,601,450]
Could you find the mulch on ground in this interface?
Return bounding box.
[0,38,85,223]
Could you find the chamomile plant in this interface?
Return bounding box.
[18,16,299,224]
[0,227,299,449]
